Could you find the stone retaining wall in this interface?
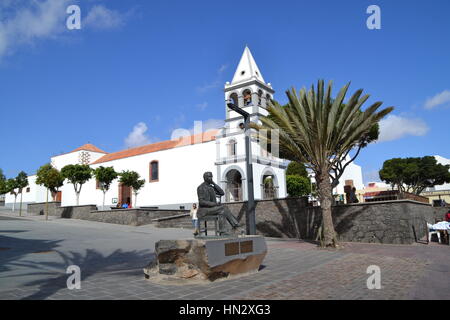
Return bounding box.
[57,205,98,219]
[226,197,309,239]
[58,206,188,226]
[28,202,189,226]
[322,201,434,244]
[27,198,442,244]
[28,202,62,216]
[153,213,193,229]
[225,198,437,244]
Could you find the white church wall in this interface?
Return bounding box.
[333,162,365,195]
[51,152,81,170]
[60,141,217,208]
[4,175,48,209]
[51,150,106,170]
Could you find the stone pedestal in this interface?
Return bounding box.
[143,236,267,282]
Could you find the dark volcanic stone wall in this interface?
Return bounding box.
[226,198,436,244]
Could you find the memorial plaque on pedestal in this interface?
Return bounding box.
[144,236,267,282]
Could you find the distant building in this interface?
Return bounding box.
[421,155,450,206]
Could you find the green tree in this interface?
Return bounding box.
[286,175,311,197]
[119,170,145,207]
[36,164,65,220]
[16,171,29,217]
[251,80,393,247]
[61,164,92,205]
[93,166,118,209]
[286,161,308,177]
[0,169,6,195]
[5,178,19,211]
[379,156,450,195]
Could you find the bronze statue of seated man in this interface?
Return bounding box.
[197,172,241,232]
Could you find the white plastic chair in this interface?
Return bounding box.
[427,223,441,244]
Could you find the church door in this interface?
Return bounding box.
[119,184,132,207]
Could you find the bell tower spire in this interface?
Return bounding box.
[231,46,265,85]
[224,46,274,119]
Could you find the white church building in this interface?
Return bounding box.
[5,47,365,210]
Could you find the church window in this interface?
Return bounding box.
[258,90,263,106]
[229,93,238,107]
[243,89,252,106]
[241,71,245,76]
[150,161,159,182]
[228,139,237,157]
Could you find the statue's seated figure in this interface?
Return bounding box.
[197,172,240,233]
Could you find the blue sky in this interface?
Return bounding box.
[1,0,449,184]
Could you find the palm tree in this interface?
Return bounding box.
[251,80,393,247]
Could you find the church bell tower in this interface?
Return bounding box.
[214,46,287,203]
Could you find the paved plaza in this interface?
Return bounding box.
[0,209,448,300]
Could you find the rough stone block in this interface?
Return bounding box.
[144,236,267,283]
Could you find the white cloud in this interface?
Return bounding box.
[424,90,450,110]
[0,0,70,59]
[83,5,124,30]
[378,115,429,142]
[196,80,220,93]
[0,1,129,60]
[218,64,228,74]
[196,102,208,111]
[196,65,228,93]
[124,122,154,148]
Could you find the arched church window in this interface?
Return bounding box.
[243,89,252,106]
[262,174,278,199]
[229,92,238,106]
[266,94,272,106]
[228,139,237,157]
[258,90,263,106]
[150,161,159,182]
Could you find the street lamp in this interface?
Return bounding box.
[226,100,256,235]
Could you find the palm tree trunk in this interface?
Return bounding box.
[317,169,337,247]
[103,191,106,210]
[76,192,80,206]
[13,195,17,212]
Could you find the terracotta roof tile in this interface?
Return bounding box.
[91,130,219,165]
[71,144,108,154]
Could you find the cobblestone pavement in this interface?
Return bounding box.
[0,210,448,300]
